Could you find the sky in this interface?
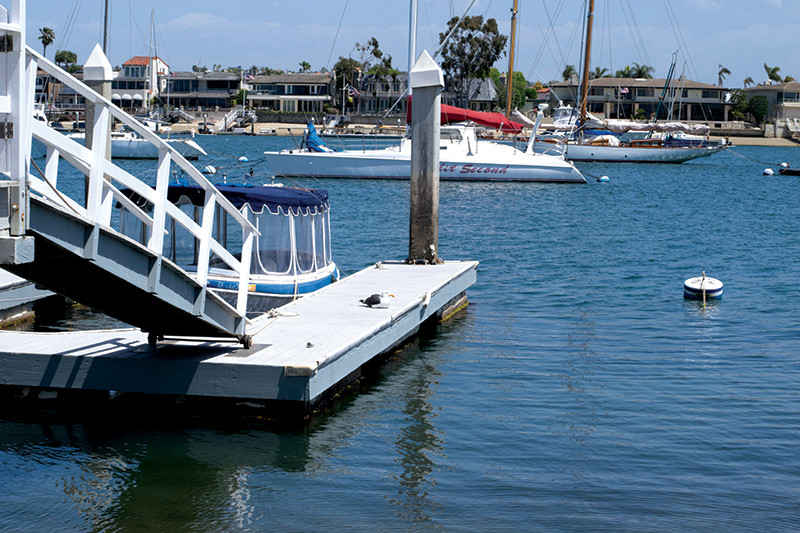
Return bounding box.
[25,0,800,88]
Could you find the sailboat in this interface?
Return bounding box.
[531,0,728,164]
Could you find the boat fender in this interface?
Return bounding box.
[763,168,774,176]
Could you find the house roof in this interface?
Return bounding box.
[122,56,168,68]
[742,81,800,92]
[251,73,333,84]
[467,78,498,102]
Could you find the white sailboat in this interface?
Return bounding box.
[532,0,728,164]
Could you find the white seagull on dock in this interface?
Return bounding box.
[360,291,395,308]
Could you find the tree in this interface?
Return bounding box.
[38,27,55,58]
[718,65,730,86]
[299,61,311,73]
[729,89,747,121]
[615,65,636,78]
[743,76,754,88]
[439,15,507,108]
[631,62,654,78]
[562,64,577,81]
[54,50,77,69]
[589,66,609,80]
[763,63,782,82]
[747,94,769,123]
[498,71,527,111]
[783,75,796,83]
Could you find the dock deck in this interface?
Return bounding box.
[0,260,477,407]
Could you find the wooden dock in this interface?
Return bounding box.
[0,260,477,409]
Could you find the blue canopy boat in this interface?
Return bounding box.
[120,182,339,318]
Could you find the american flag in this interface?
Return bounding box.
[246,74,255,81]
[620,87,629,94]
[348,84,360,96]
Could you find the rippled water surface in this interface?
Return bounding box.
[2,136,799,531]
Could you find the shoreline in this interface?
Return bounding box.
[168,122,798,147]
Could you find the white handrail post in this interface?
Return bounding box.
[192,188,215,315]
[6,0,27,236]
[236,226,253,316]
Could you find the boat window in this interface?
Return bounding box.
[440,128,462,142]
[314,211,326,268]
[294,211,315,273]
[253,210,293,275]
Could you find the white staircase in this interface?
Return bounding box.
[0,0,259,346]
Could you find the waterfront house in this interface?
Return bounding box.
[741,81,800,138]
[246,73,334,113]
[548,77,730,122]
[111,56,169,111]
[165,71,241,111]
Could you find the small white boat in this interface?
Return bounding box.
[120,182,339,318]
[65,129,207,159]
[264,120,585,183]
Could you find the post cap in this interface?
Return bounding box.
[409,50,444,90]
[83,44,112,81]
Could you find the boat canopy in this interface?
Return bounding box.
[585,119,710,135]
[406,97,524,134]
[303,121,334,153]
[167,183,329,216]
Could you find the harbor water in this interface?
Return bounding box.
[2,136,799,531]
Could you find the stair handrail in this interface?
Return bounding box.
[25,46,260,319]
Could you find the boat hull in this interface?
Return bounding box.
[263,149,586,183]
[532,141,726,163]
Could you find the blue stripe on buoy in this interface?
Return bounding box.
[683,277,723,299]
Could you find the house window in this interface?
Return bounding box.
[393,82,400,92]
[637,88,654,97]
[381,83,390,92]
[368,82,375,93]
[701,90,719,99]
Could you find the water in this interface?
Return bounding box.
[3,137,800,531]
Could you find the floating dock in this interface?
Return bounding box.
[0,260,477,410]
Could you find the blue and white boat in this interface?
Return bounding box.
[121,182,339,317]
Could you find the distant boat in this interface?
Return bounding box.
[64,129,206,159]
[264,112,586,183]
[778,163,800,176]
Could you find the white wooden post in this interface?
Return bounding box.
[4,1,27,236]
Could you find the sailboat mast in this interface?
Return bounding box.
[579,0,594,127]
[505,0,519,118]
[408,0,418,96]
[103,0,109,53]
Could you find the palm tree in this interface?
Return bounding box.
[38,27,55,58]
[631,62,655,78]
[299,61,311,73]
[717,65,731,87]
[54,49,77,68]
[783,75,795,83]
[562,64,577,81]
[764,63,782,83]
[743,76,754,88]
[615,65,636,78]
[589,66,609,80]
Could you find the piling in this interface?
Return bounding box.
[408,50,444,265]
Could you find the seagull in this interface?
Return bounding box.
[360,291,395,308]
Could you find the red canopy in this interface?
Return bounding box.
[405,97,524,134]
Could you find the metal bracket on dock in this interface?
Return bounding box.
[0,121,13,139]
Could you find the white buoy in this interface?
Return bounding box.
[202,165,216,174]
[763,168,774,176]
[684,272,723,301]
[597,175,610,182]
[238,156,249,162]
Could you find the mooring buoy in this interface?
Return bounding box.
[597,175,610,182]
[763,168,774,176]
[684,271,723,302]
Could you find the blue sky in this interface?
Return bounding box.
[26,0,800,87]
